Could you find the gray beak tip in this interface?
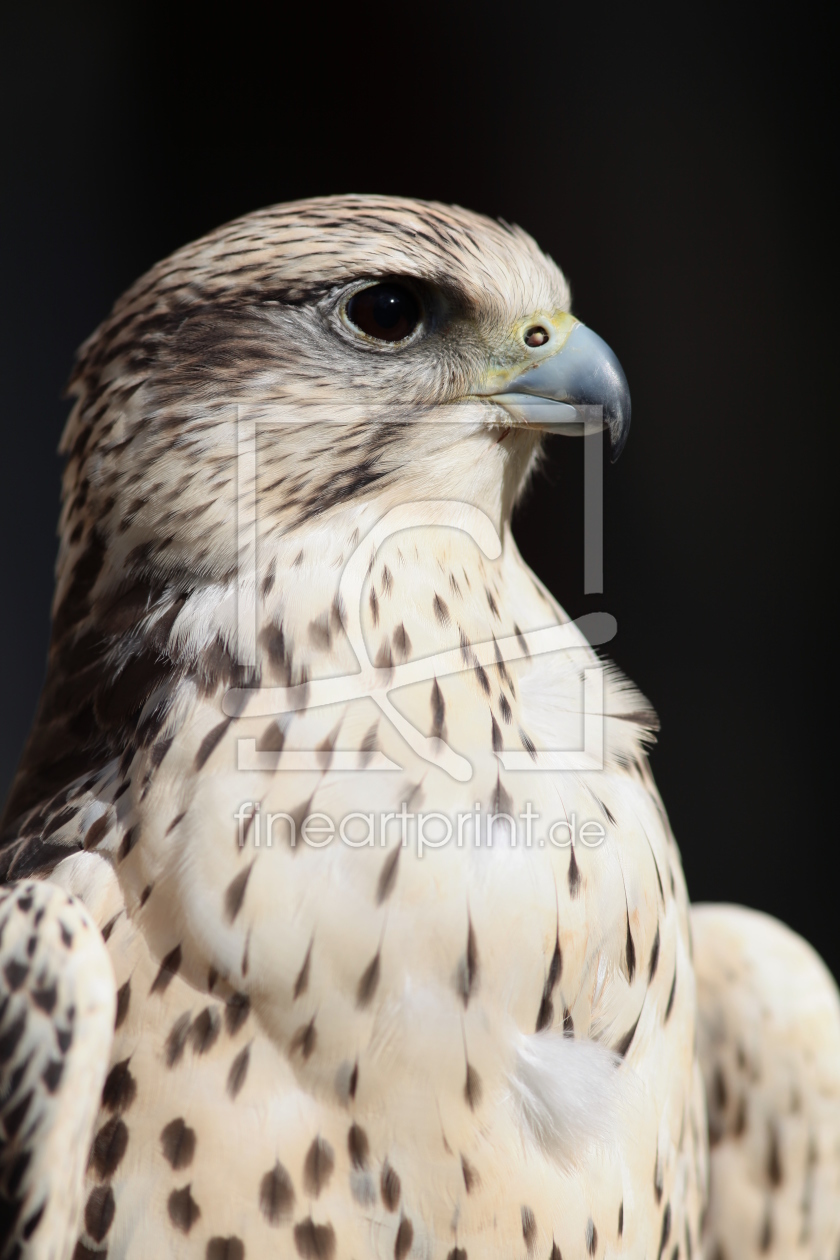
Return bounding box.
[608,391,631,463]
[566,322,631,462]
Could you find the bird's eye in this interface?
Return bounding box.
[345,283,421,344]
[524,325,550,348]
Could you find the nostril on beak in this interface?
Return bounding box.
[524,326,550,348]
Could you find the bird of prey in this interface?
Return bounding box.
[1,195,839,1260]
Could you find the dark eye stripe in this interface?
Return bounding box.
[345,283,421,343]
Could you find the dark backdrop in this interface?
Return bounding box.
[2,5,835,976]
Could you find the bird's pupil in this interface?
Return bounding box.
[345,283,420,343]
[373,291,402,329]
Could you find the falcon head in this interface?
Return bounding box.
[3,196,633,833]
[60,195,629,595]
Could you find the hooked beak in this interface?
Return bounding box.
[486,321,632,461]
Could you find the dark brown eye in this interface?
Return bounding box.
[524,325,550,348]
[345,283,421,343]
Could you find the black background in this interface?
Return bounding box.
[2,6,835,976]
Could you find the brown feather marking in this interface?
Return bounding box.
[303,1137,335,1197]
[167,1184,201,1233]
[381,1161,401,1211]
[356,952,381,1008]
[224,861,254,922]
[194,718,232,770]
[160,1118,196,1170]
[259,1161,295,1224]
[376,846,400,904]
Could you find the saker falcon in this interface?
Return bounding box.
[1,195,839,1260]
